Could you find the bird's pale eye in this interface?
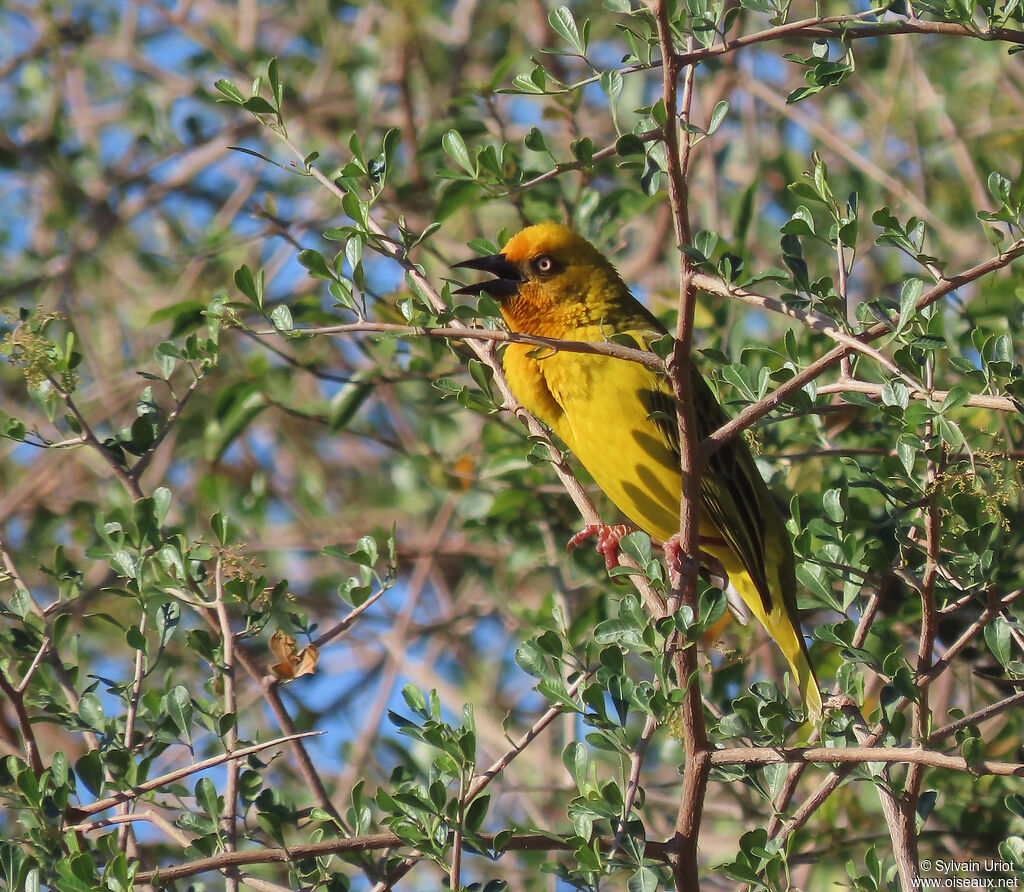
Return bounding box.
[532,255,555,274]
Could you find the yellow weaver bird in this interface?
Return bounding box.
[454,222,822,720]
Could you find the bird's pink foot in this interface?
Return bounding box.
[567,523,634,572]
[662,533,729,589]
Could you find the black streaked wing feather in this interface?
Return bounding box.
[691,372,773,613]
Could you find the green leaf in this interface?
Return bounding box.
[154,342,180,379]
[627,866,659,892]
[781,207,815,237]
[514,639,548,678]
[881,381,909,409]
[111,549,139,579]
[51,751,68,788]
[988,170,1012,204]
[214,79,245,104]
[196,776,221,822]
[1006,793,1024,820]
[270,305,294,333]
[9,589,31,619]
[562,741,589,790]
[936,416,964,448]
[442,130,476,177]
[896,277,923,333]
[75,751,103,796]
[298,250,333,280]
[125,624,148,653]
[600,70,622,108]
[464,794,490,832]
[165,685,193,744]
[152,486,172,525]
[210,511,230,545]
[939,385,971,413]
[549,6,585,55]
[242,96,276,114]
[708,100,729,134]
[796,563,837,608]
[615,133,646,155]
[896,436,916,476]
[1000,835,1024,867]
[985,615,1012,666]
[328,382,373,432]
[267,56,282,108]
[822,488,844,523]
[78,693,105,732]
[234,264,263,307]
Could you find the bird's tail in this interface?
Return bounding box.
[728,569,823,721]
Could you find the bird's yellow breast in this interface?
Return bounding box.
[503,338,682,542]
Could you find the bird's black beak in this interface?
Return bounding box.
[451,253,522,299]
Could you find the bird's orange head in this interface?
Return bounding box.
[453,223,635,337]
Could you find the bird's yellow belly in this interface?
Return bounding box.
[567,408,681,542]
[506,345,732,550]
[542,351,689,543]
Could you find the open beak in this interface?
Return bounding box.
[451,253,522,298]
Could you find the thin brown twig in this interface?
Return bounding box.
[928,689,1024,743]
[508,127,662,194]
[134,827,674,885]
[310,586,387,650]
[545,13,1024,101]
[14,635,51,694]
[772,565,1016,848]
[903,363,945,881]
[68,807,194,846]
[235,874,296,892]
[703,238,1024,455]
[0,667,44,776]
[613,711,659,853]
[46,373,144,501]
[0,537,101,752]
[260,681,347,828]
[815,379,1019,413]
[710,745,1024,775]
[78,731,322,816]
[251,319,666,371]
[213,555,241,891]
[117,610,148,853]
[131,366,204,480]
[692,273,924,392]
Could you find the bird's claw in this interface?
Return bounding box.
[568,526,731,581]
[567,523,634,571]
[662,533,729,590]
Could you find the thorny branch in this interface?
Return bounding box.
[653,4,709,889]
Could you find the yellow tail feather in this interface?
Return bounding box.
[727,569,823,721]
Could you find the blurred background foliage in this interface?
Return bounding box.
[2,0,1024,889]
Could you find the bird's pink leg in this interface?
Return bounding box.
[567,523,634,571]
[662,533,730,590]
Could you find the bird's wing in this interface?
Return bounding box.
[625,331,774,614]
